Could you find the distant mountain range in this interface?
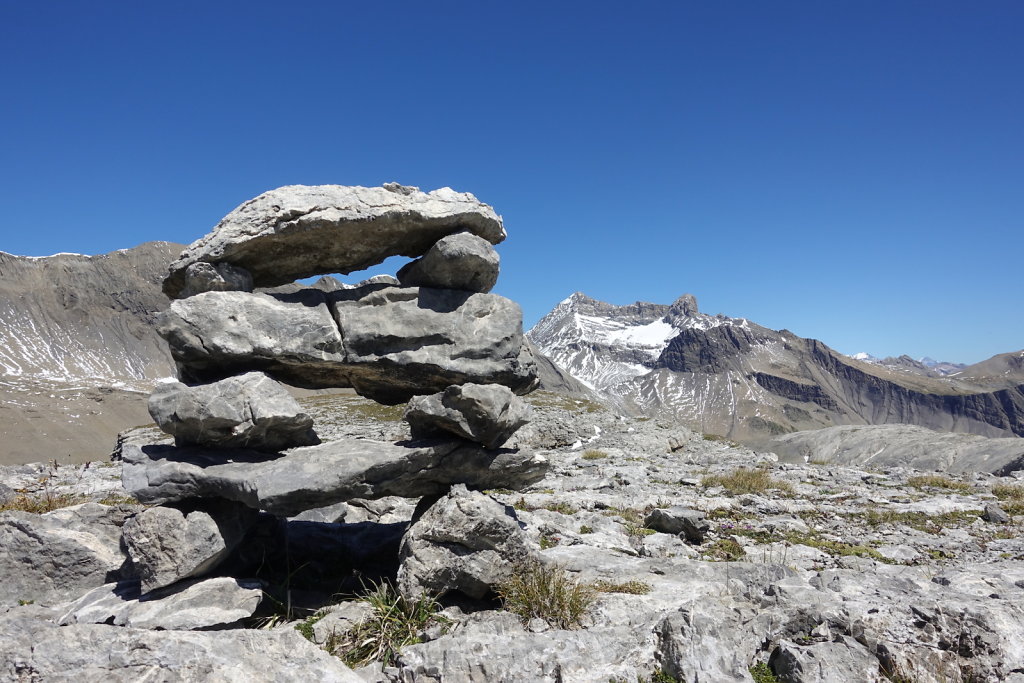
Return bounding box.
[847,352,966,377]
[528,292,1024,443]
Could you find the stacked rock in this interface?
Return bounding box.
[108,183,544,617]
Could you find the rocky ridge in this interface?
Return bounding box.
[528,292,1024,444]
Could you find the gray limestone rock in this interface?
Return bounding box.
[404,383,532,449]
[179,261,253,298]
[121,437,549,516]
[644,506,710,543]
[0,503,132,607]
[769,636,885,682]
[396,231,500,293]
[159,286,539,403]
[0,482,13,505]
[164,184,505,298]
[983,502,1011,524]
[148,372,317,451]
[0,607,363,682]
[121,500,256,593]
[397,485,533,600]
[58,577,264,630]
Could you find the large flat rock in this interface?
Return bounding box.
[164,183,504,298]
[159,286,539,403]
[121,437,549,517]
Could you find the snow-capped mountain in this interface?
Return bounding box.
[843,352,966,378]
[529,293,1024,443]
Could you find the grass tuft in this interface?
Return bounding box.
[0,491,86,514]
[581,449,608,460]
[906,475,973,494]
[325,583,449,668]
[702,468,793,495]
[497,559,595,629]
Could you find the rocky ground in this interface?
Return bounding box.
[2,392,1024,682]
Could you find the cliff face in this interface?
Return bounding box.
[0,242,184,464]
[528,292,1024,443]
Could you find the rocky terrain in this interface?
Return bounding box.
[3,391,1024,682]
[528,292,1024,444]
[0,243,183,464]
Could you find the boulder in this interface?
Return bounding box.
[404,383,532,449]
[179,261,253,298]
[159,286,539,403]
[121,437,549,517]
[121,500,256,593]
[397,232,500,293]
[397,485,534,600]
[644,506,710,543]
[148,372,317,451]
[164,183,505,298]
[58,577,264,630]
[983,503,1011,524]
[0,503,133,607]
[0,608,363,682]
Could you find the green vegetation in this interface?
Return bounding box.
[543,501,578,515]
[0,489,86,514]
[701,538,745,562]
[497,560,595,629]
[579,525,594,534]
[97,494,140,506]
[581,449,608,460]
[749,662,779,682]
[592,579,652,595]
[324,583,449,668]
[747,417,792,435]
[906,475,973,494]
[862,509,981,534]
[701,468,793,495]
[993,483,1024,515]
[539,534,561,550]
[294,608,329,642]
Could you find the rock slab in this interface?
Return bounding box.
[121,437,549,517]
[164,183,505,298]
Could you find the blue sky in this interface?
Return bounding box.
[2,2,1021,364]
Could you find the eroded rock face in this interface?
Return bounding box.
[58,577,264,631]
[397,231,500,293]
[164,184,505,298]
[0,503,134,607]
[120,438,549,517]
[148,372,317,451]
[397,485,533,600]
[159,286,539,403]
[121,500,256,593]
[404,383,532,449]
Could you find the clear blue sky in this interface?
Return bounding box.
[2,2,1021,364]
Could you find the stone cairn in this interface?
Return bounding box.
[71,184,547,629]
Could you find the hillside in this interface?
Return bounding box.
[528,292,1024,444]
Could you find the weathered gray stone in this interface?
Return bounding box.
[121,437,549,516]
[148,372,317,451]
[121,500,256,593]
[397,485,533,600]
[159,286,539,403]
[404,383,532,449]
[0,503,132,607]
[397,232,500,293]
[58,577,264,630]
[644,506,710,543]
[983,503,1011,524]
[179,261,253,298]
[0,482,13,505]
[0,607,363,682]
[769,636,885,682]
[164,183,505,298]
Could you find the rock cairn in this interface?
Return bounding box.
[85,184,545,627]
